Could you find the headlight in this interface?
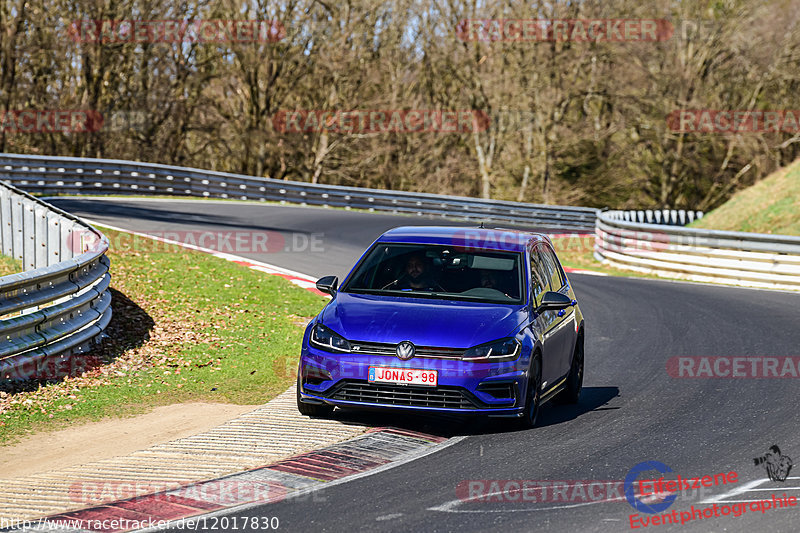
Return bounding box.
[310,324,351,352]
[462,337,520,362]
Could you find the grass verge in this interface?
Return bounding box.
[550,234,663,279]
[690,158,800,235]
[0,255,23,277]
[0,227,327,445]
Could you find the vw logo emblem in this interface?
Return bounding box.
[396,341,415,360]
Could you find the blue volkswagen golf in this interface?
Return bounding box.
[296,226,584,428]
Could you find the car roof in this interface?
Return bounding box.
[376,226,550,253]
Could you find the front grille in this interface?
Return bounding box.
[349,341,463,359]
[330,381,477,409]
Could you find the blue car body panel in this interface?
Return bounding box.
[320,292,527,348]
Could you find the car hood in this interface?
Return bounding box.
[320,292,527,348]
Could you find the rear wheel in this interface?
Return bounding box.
[558,334,584,404]
[519,356,542,429]
[296,376,334,417]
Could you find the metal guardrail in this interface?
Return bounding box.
[595,211,800,290]
[612,209,704,226]
[0,153,599,231]
[0,180,111,381]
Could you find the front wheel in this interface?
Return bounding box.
[296,376,334,418]
[519,356,542,429]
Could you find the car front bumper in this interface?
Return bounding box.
[298,346,530,416]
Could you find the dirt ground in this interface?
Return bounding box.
[0,402,258,479]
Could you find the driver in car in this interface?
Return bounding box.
[398,253,440,290]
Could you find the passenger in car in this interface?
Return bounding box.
[480,269,516,298]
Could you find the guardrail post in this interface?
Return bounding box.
[34,203,48,269]
[11,194,23,262]
[22,198,36,270]
[0,186,10,256]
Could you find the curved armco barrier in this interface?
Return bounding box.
[608,208,704,226]
[0,181,111,381]
[595,210,800,290]
[0,153,599,231]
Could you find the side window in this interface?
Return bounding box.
[529,246,546,304]
[535,247,553,299]
[551,249,568,288]
[541,246,564,291]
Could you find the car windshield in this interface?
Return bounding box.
[341,243,524,304]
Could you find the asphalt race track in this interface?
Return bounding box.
[50,197,490,280]
[51,198,800,532]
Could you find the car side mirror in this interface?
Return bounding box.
[534,291,572,314]
[315,275,338,296]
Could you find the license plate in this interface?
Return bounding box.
[368,367,438,387]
